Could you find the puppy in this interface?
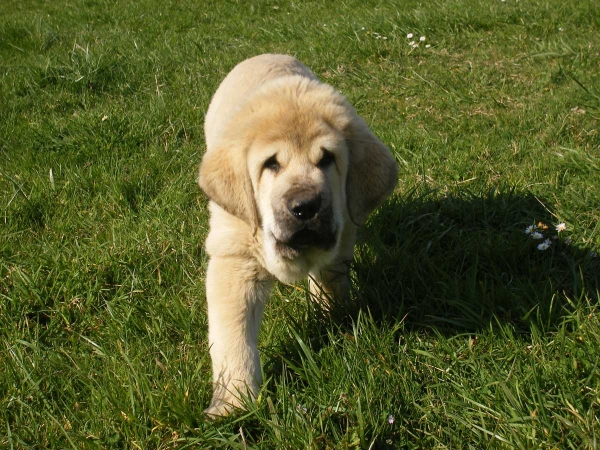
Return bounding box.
[199,54,397,416]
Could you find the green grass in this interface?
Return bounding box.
[1,0,599,448]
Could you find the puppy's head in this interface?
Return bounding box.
[199,76,397,282]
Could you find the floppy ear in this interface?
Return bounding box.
[345,115,398,226]
[198,144,259,231]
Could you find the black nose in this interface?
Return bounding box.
[288,193,322,221]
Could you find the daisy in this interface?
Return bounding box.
[407,33,413,39]
[420,36,426,41]
[387,414,394,424]
[555,223,566,232]
[537,239,551,251]
[531,231,544,240]
[525,225,535,234]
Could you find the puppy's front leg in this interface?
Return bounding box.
[309,223,357,304]
[204,256,272,417]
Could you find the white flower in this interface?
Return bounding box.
[425,44,431,48]
[387,414,394,424]
[408,41,415,46]
[420,36,426,41]
[525,225,535,234]
[531,231,544,240]
[555,223,566,232]
[537,239,552,251]
[407,33,413,39]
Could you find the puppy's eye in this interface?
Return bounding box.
[318,149,335,169]
[263,155,280,173]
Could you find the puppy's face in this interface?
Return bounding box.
[247,120,349,282]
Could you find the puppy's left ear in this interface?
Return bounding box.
[345,115,398,226]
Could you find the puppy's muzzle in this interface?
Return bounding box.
[288,191,322,221]
[274,188,336,254]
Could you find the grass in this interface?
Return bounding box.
[1,0,599,447]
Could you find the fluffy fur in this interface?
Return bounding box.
[198,54,398,417]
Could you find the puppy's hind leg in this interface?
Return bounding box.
[204,256,272,417]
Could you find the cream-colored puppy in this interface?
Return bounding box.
[199,54,398,417]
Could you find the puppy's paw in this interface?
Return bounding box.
[203,400,234,419]
[204,391,244,419]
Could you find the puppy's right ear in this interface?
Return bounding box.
[198,145,259,231]
[344,114,398,226]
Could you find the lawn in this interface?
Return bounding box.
[1,0,599,448]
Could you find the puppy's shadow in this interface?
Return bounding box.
[348,188,599,333]
[266,187,599,370]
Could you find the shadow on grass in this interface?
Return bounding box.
[345,187,599,334]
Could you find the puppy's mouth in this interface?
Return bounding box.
[273,228,336,259]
